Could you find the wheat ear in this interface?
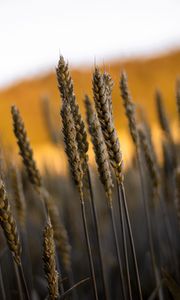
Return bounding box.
[11,105,42,189]
[41,189,72,274]
[0,178,21,264]
[86,100,113,204]
[93,67,123,183]
[103,72,114,116]
[11,166,26,229]
[120,71,139,145]
[56,56,88,170]
[43,219,59,300]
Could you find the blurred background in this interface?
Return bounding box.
[0,0,180,170]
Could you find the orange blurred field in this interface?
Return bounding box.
[0,49,179,170]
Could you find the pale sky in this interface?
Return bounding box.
[0,0,180,87]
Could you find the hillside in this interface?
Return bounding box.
[0,49,179,168]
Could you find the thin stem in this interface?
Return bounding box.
[109,204,127,300]
[18,263,31,300]
[80,193,98,300]
[0,266,6,300]
[87,166,109,300]
[116,181,132,300]
[14,261,24,300]
[59,277,90,300]
[137,148,163,300]
[119,182,143,300]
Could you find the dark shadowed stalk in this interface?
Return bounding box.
[138,125,179,278]
[61,102,98,300]
[87,164,109,300]
[85,94,110,300]
[120,71,163,300]
[85,99,127,299]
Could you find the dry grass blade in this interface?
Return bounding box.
[11,166,26,229]
[120,71,139,145]
[0,178,21,265]
[43,219,59,300]
[93,67,123,184]
[56,56,88,169]
[11,105,42,189]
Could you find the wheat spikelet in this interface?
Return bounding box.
[176,79,180,122]
[85,98,114,204]
[61,102,83,195]
[138,125,160,204]
[41,189,72,273]
[120,71,139,145]
[56,56,88,169]
[11,105,42,189]
[0,179,21,265]
[93,67,123,183]
[11,166,26,229]
[43,219,59,300]
[103,72,114,116]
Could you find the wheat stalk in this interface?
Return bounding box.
[61,100,98,299]
[85,94,129,299]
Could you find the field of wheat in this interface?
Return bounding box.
[0,55,180,300]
